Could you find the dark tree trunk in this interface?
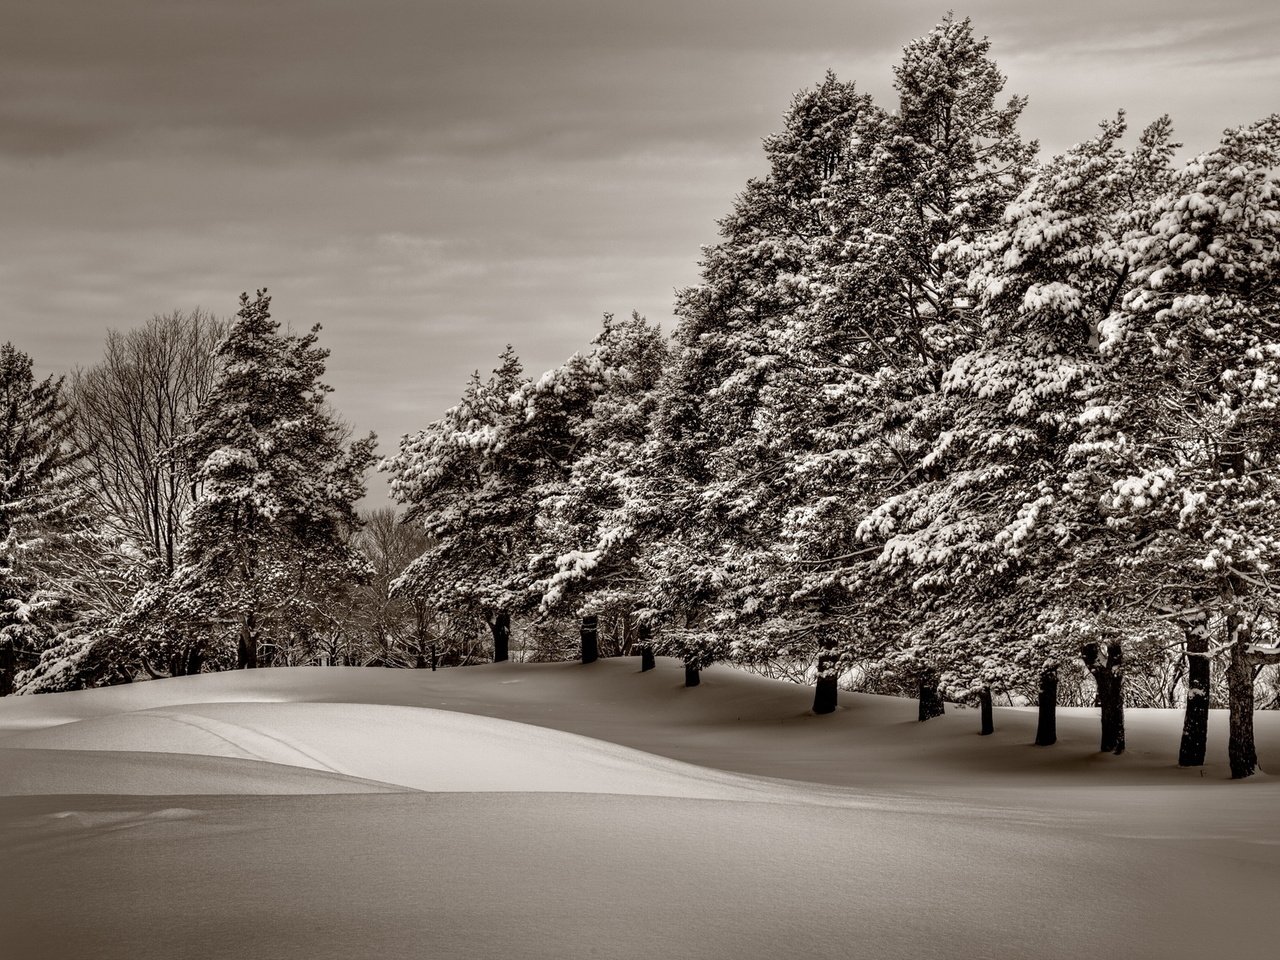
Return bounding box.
[813,650,838,715]
[620,617,634,657]
[237,613,258,670]
[638,623,655,672]
[978,686,994,736]
[580,615,598,665]
[1178,612,1210,767]
[430,644,438,672]
[490,610,510,663]
[684,661,700,687]
[917,671,944,721]
[0,638,15,696]
[1102,642,1126,755]
[1035,665,1057,746]
[1083,641,1125,754]
[1227,626,1258,779]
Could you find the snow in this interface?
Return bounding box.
[2,658,1279,959]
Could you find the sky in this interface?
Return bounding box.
[3,0,1278,502]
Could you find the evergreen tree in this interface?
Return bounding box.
[171,290,376,669]
[384,347,531,662]
[854,116,1179,739]
[658,70,882,700]
[0,344,85,694]
[762,16,1036,714]
[1074,116,1280,777]
[532,313,671,664]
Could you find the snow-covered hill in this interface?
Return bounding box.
[2,659,1277,959]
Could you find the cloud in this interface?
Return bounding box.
[3,0,1278,508]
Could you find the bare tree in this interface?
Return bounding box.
[353,508,436,666]
[53,310,227,681]
[72,309,225,574]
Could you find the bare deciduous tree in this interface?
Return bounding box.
[71,309,225,575]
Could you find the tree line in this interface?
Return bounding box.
[3,15,1279,779]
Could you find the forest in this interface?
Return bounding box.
[4,14,1279,780]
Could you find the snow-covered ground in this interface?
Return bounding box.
[2,658,1277,959]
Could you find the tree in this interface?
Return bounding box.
[351,507,434,666]
[852,115,1178,740]
[384,347,532,662]
[72,310,225,573]
[172,290,376,669]
[756,16,1035,716]
[531,313,671,668]
[654,70,882,700]
[0,344,85,695]
[28,310,227,685]
[1074,116,1280,777]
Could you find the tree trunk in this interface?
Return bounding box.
[183,643,204,677]
[580,615,598,665]
[638,623,655,672]
[0,638,15,696]
[1227,625,1258,779]
[917,671,944,721]
[237,613,258,669]
[1178,612,1210,767]
[430,643,438,672]
[620,616,634,657]
[684,661,700,688]
[1083,641,1125,754]
[1035,665,1057,747]
[813,649,838,715]
[978,686,994,736]
[490,610,510,663]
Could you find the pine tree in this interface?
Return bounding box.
[532,313,671,664]
[851,116,1178,738]
[384,346,532,662]
[765,16,1036,715]
[1074,116,1280,777]
[657,70,882,700]
[171,290,376,669]
[0,344,85,695]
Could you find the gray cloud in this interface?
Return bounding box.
[3,0,1277,502]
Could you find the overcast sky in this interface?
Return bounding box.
[4,0,1278,501]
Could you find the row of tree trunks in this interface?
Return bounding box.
[145,639,205,679]
[1082,641,1125,754]
[196,602,1272,780]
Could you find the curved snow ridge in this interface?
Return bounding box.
[0,746,408,797]
[3,701,844,802]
